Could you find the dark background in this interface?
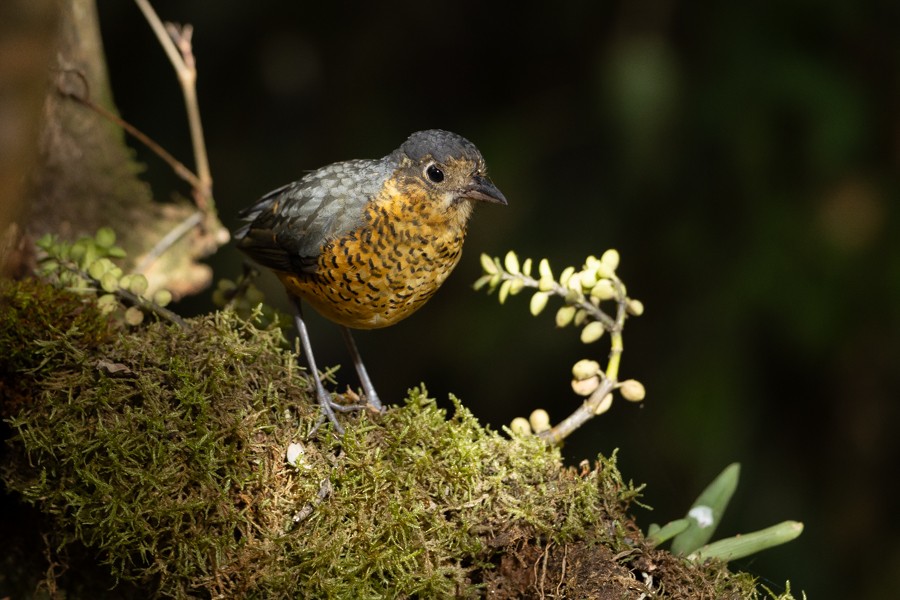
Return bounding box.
[96,1,899,597]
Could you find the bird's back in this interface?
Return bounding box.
[235,158,394,275]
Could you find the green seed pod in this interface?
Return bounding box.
[620,379,646,402]
[504,251,520,275]
[480,253,498,274]
[529,409,551,433]
[530,291,550,316]
[510,417,532,435]
[572,359,601,380]
[555,305,576,327]
[580,321,606,344]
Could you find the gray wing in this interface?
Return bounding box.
[235,158,392,274]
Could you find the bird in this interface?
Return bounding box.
[234,129,507,432]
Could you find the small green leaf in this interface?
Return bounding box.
[688,521,804,563]
[95,226,116,248]
[671,463,741,555]
[124,306,145,326]
[153,289,173,307]
[36,233,55,250]
[128,274,149,297]
[100,272,120,293]
[647,519,690,546]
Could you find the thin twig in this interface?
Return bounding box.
[538,280,630,445]
[134,211,204,274]
[497,270,618,331]
[539,377,617,445]
[59,259,189,329]
[556,543,568,597]
[56,69,203,191]
[134,0,213,210]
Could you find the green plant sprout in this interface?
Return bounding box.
[646,463,803,563]
[475,249,644,443]
[35,227,182,327]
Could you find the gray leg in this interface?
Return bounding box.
[339,325,383,411]
[290,297,344,434]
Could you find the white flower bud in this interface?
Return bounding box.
[556,305,576,327]
[590,279,616,301]
[627,299,645,316]
[593,393,614,415]
[571,359,601,380]
[539,258,553,279]
[529,409,551,433]
[580,321,606,343]
[498,279,513,304]
[600,249,620,271]
[510,417,532,435]
[620,379,646,402]
[480,253,498,274]
[504,251,520,275]
[530,291,550,316]
[572,376,600,396]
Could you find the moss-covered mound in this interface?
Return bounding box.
[1,278,776,598]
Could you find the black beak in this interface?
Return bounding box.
[462,175,508,205]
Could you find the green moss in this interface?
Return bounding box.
[1,277,793,598]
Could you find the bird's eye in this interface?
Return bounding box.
[425,163,445,183]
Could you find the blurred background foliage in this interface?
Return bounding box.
[43,0,899,597]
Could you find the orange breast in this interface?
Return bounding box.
[278,187,468,329]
